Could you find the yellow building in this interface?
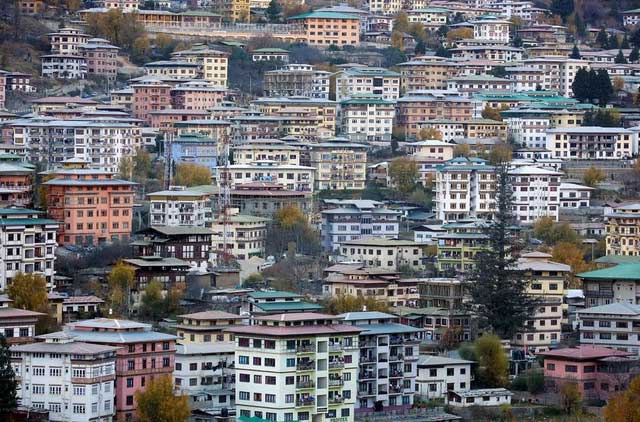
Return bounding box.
[210,0,250,22]
[171,45,230,87]
[606,203,640,256]
[175,310,243,343]
[251,96,337,132]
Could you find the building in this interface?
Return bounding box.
[251,96,337,133]
[263,64,331,99]
[397,57,456,92]
[368,0,402,15]
[577,303,640,355]
[509,166,561,224]
[623,8,640,26]
[434,157,496,222]
[226,313,361,422]
[339,95,395,143]
[209,0,249,22]
[133,226,214,272]
[11,332,117,421]
[417,118,507,142]
[394,306,475,344]
[321,199,400,252]
[0,208,58,291]
[42,166,135,246]
[64,318,177,421]
[289,11,361,47]
[512,252,570,353]
[415,355,473,399]
[472,16,511,42]
[578,263,640,307]
[47,27,91,54]
[228,182,313,220]
[605,203,640,257]
[131,79,172,123]
[122,256,191,305]
[5,71,36,93]
[446,76,513,98]
[41,55,87,79]
[523,57,589,97]
[211,208,268,261]
[560,182,593,209]
[252,48,290,63]
[309,140,368,191]
[0,161,34,208]
[338,238,426,271]
[396,92,473,139]
[149,109,210,134]
[233,139,301,166]
[447,389,513,407]
[175,311,243,344]
[143,60,200,79]
[0,306,45,345]
[169,133,220,173]
[170,45,229,87]
[217,161,314,192]
[95,0,141,10]
[339,312,420,414]
[147,187,211,227]
[335,67,401,101]
[407,7,450,28]
[546,126,636,160]
[405,140,455,161]
[435,220,491,273]
[170,81,227,110]
[539,345,639,401]
[78,38,119,80]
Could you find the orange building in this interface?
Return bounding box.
[42,163,136,246]
[289,11,360,47]
[131,79,172,124]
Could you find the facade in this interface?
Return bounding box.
[251,96,337,133]
[64,319,177,422]
[0,306,44,345]
[546,127,636,160]
[209,0,249,22]
[338,238,426,271]
[339,96,395,143]
[435,220,490,273]
[171,45,229,87]
[396,92,473,139]
[560,182,593,208]
[217,161,315,192]
[41,55,87,79]
[78,38,119,80]
[509,166,561,224]
[170,81,227,110]
[211,208,268,261]
[415,356,473,400]
[0,161,33,208]
[175,311,243,344]
[335,67,401,101]
[147,187,211,227]
[263,64,331,99]
[309,140,368,191]
[289,11,360,46]
[472,16,511,42]
[228,183,313,220]
[131,79,172,123]
[339,312,420,414]
[252,48,290,63]
[144,60,200,79]
[447,389,513,407]
[397,58,456,92]
[11,332,118,422]
[133,226,213,272]
[577,303,640,355]
[0,208,58,291]
[320,199,400,252]
[418,118,507,142]
[227,313,361,422]
[578,263,640,307]
[170,133,220,173]
[233,140,301,166]
[605,203,640,257]
[48,27,90,55]
[523,57,589,97]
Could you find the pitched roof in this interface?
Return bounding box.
[577,302,640,316]
[177,311,241,320]
[538,345,634,360]
[577,263,640,280]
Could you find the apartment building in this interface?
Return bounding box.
[79,38,119,80]
[546,127,636,160]
[263,64,331,99]
[147,187,211,227]
[41,54,87,79]
[309,140,368,191]
[623,8,640,26]
[227,313,361,422]
[252,48,290,63]
[434,157,496,222]
[450,45,524,62]
[397,57,456,92]
[559,182,593,209]
[123,257,191,305]
[339,95,395,143]
[144,60,200,79]
[339,312,420,414]
[48,27,90,54]
[131,79,172,123]
[64,318,177,421]
[0,305,44,345]
[289,11,361,46]
[251,96,337,133]
[42,165,135,246]
[523,57,589,97]
[512,252,569,353]
[407,7,449,28]
[405,140,455,161]
[170,81,227,110]
[175,311,243,344]
[472,15,511,42]
[11,332,118,422]
[209,0,249,22]
[169,133,220,173]
[415,356,473,400]
[227,182,313,220]
[217,161,315,192]
[446,75,513,98]
[509,166,561,224]
[338,238,426,271]
[133,226,213,272]
[211,208,268,261]
[0,160,33,207]
[504,65,546,91]
[335,67,401,101]
[577,303,640,355]
[578,263,640,307]
[435,220,490,273]
[321,199,400,252]
[368,0,402,14]
[233,140,302,166]
[0,207,58,291]
[396,92,473,139]
[418,118,507,142]
[95,0,141,10]
[170,45,229,87]
[605,203,640,256]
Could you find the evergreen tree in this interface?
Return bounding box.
[513,35,523,47]
[622,34,630,49]
[464,164,537,339]
[609,33,619,50]
[596,69,613,106]
[574,13,586,38]
[596,28,609,49]
[615,49,628,64]
[265,0,281,22]
[0,335,17,416]
[550,0,574,21]
[570,44,581,59]
[631,28,640,48]
[572,67,590,102]
[589,68,600,104]
[414,39,426,55]
[435,44,451,57]
[630,46,640,62]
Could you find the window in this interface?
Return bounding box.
[32,384,45,394]
[547,363,556,371]
[238,356,249,365]
[286,358,295,367]
[265,394,276,403]
[33,367,44,376]
[565,365,578,373]
[50,367,61,377]
[254,375,262,384]
[49,385,62,395]
[73,404,85,414]
[126,396,134,406]
[239,373,250,382]
[285,394,294,403]
[239,391,250,400]
[253,357,262,365]
[265,358,275,367]
[127,378,134,388]
[286,376,294,385]
[266,376,276,385]
[73,385,86,396]
[49,403,61,413]
[447,368,454,376]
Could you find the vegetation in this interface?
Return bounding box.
[6,272,48,314]
[265,205,320,256]
[418,127,443,140]
[559,382,582,415]
[474,334,509,388]
[85,9,146,58]
[135,375,190,422]
[488,143,513,165]
[583,165,606,187]
[533,217,579,245]
[572,68,613,106]
[388,157,418,195]
[107,261,136,317]
[174,164,212,187]
[0,335,17,417]
[582,109,621,127]
[481,105,504,121]
[138,280,184,321]
[604,376,640,421]
[324,295,389,314]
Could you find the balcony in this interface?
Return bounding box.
[329,379,344,387]
[389,337,403,345]
[297,344,316,353]
[390,370,404,378]
[329,343,342,352]
[296,361,315,371]
[296,397,315,407]
[389,354,403,362]
[329,397,344,405]
[296,380,315,389]
[360,356,376,364]
[329,361,344,370]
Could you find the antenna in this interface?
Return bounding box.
[216,127,232,268]
[164,132,173,189]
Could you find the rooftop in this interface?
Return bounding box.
[538,345,634,360]
[178,311,241,320]
[578,302,640,316]
[577,263,640,280]
[248,291,302,300]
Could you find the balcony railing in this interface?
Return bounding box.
[329,361,344,369]
[329,379,344,387]
[297,344,315,353]
[296,398,315,407]
[296,380,315,389]
[329,397,344,404]
[296,361,315,371]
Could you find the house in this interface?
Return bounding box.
[289,11,361,47]
[578,263,640,307]
[338,238,426,271]
[0,158,33,206]
[509,166,561,224]
[210,208,268,262]
[252,48,290,63]
[446,388,513,407]
[122,256,191,306]
[546,127,636,160]
[0,307,45,345]
[174,310,243,343]
[335,67,401,101]
[339,95,395,143]
[416,355,473,399]
[309,139,368,191]
[133,226,214,272]
[560,183,594,209]
[263,64,330,98]
[577,303,640,355]
[435,220,491,273]
[396,92,473,140]
[605,203,640,256]
[147,187,212,227]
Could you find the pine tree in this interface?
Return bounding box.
[265,0,281,22]
[609,33,619,50]
[435,44,450,57]
[572,67,590,102]
[513,35,523,47]
[414,39,426,55]
[464,164,537,339]
[630,46,640,62]
[596,28,609,49]
[615,49,628,64]
[0,335,17,416]
[596,69,613,106]
[570,44,581,59]
[631,28,640,48]
[622,34,630,49]
[574,13,586,38]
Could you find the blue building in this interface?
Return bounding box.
[170,133,219,173]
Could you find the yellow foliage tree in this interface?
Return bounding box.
[418,127,443,140]
[324,295,389,314]
[488,143,513,165]
[559,381,582,415]
[174,164,212,187]
[7,273,48,313]
[135,375,190,422]
[389,157,418,195]
[481,104,504,121]
[107,261,135,317]
[475,334,509,387]
[552,241,591,288]
[583,165,605,187]
[604,376,640,422]
[391,30,404,51]
[454,143,472,158]
[274,204,306,229]
[446,27,473,42]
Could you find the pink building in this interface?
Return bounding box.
[79,37,120,80]
[170,81,228,110]
[148,109,209,134]
[65,318,177,421]
[539,345,639,401]
[131,79,172,123]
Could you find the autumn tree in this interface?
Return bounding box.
[533,217,579,245]
[107,261,135,317]
[174,163,212,187]
[138,280,164,321]
[418,127,443,140]
[475,334,509,387]
[552,242,591,288]
[0,335,17,417]
[85,9,145,52]
[488,143,513,165]
[391,30,404,51]
[604,376,640,422]
[446,27,473,43]
[266,205,320,256]
[393,12,409,33]
[135,375,190,422]
[559,382,582,415]
[439,326,463,351]
[7,273,49,313]
[481,105,504,121]
[583,165,605,187]
[454,143,472,158]
[324,295,389,314]
[388,157,418,195]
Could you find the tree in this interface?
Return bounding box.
[595,69,613,106]
[615,49,628,64]
[133,148,153,184]
[630,46,640,63]
[552,242,591,288]
[408,22,427,42]
[418,127,443,140]
[583,165,605,187]
[488,143,513,165]
[131,35,151,64]
[265,0,282,22]
[574,13,586,38]
[414,39,426,55]
[533,217,579,245]
[465,164,536,339]
[388,157,418,196]
[550,0,574,21]
[174,164,212,187]
[613,76,625,92]
[266,205,320,256]
[583,109,621,127]
[572,67,590,102]
[393,12,409,33]
[475,334,509,387]
[446,27,473,43]
[526,371,545,394]
[324,295,389,314]
[138,280,164,321]
[6,273,48,313]
[391,30,404,51]
[622,35,631,49]
[439,326,463,351]
[107,261,135,317]
[596,28,609,49]
[135,375,190,422]
[490,66,507,78]
[454,143,472,158]
[435,44,451,58]
[481,105,503,121]
[570,44,581,59]
[0,335,17,416]
[609,33,619,50]
[604,376,640,422]
[559,382,582,415]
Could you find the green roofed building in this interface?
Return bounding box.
[578,263,640,307]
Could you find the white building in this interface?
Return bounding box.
[232,140,302,166]
[368,0,402,15]
[577,302,640,355]
[335,67,401,102]
[0,208,58,291]
[338,238,426,271]
[147,187,211,227]
[407,8,449,29]
[560,182,594,208]
[11,332,118,421]
[48,27,91,55]
[339,312,420,414]
[339,95,395,143]
[321,199,400,252]
[41,55,87,79]
[309,140,368,191]
[174,342,236,411]
[216,161,315,192]
[472,16,511,43]
[227,313,361,422]
[447,388,513,407]
[211,208,267,261]
[415,355,473,399]
[509,166,561,224]
[546,127,636,160]
[523,57,589,97]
